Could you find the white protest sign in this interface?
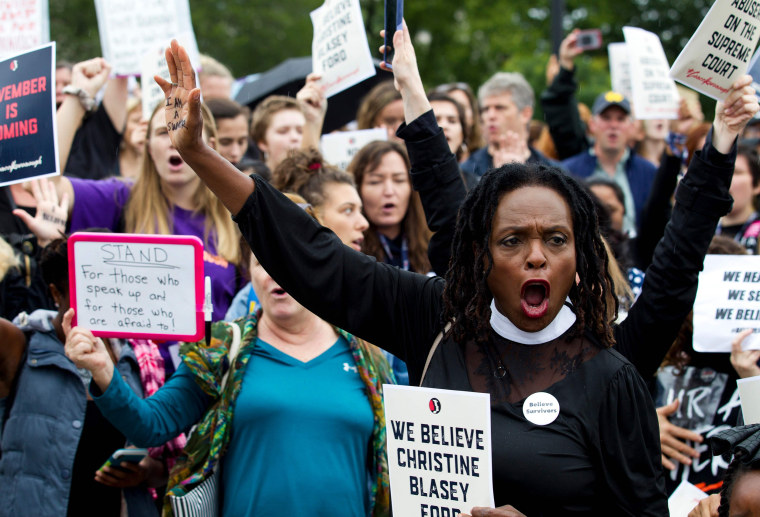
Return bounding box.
[94,0,200,76]
[668,480,708,517]
[693,255,760,352]
[671,0,760,101]
[383,384,494,517]
[141,47,171,121]
[0,0,49,59]
[608,42,633,101]
[320,128,386,170]
[623,27,680,119]
[737,375,760,424]
[310,0,376,98]
[68,233,204,341]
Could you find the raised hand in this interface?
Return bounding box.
[71,57,112,99]
[379,20,429,123]
[154,40,204,156]
[656,398,703,470]
[297,73,327,149]
[12,178,69,247]
[492,130,530,166]
[713,75,759,153]
[730,328,760,379]
[62,308,114,390]
[558,29,584,72]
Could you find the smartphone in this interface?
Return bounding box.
[383,0,404,66]
[98,448,149,471]
[576,29,603,51]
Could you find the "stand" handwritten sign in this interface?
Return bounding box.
[68,233,204,341]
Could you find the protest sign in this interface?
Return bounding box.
[0,42,58,186]
[141,47,171,121]
[737,375,760,424]
[68,233,205,341]
[0,0,49,59]
[320,128,386,170]
[310,0,376,98]
[668,481,708,517]
[693,255,760,352]
[94,0,200,76]
[671,0,760,101]
[608,42,633,101]
[623,27,680,119]
[383,385,494,517]
[748,47,760,95]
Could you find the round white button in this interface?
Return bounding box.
[522,392,560,426]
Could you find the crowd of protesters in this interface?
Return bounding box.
[0,15,759,517]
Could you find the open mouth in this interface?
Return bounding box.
[168,156,184,170]
[351,238,363,251]
[271,287,287,297]
[520,280,550,319]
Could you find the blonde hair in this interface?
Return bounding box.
[0,236,19,281]
[124,103,242,265]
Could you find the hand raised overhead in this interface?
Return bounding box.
[154,40,204,155]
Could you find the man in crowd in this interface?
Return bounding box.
[461,71,558,182]
[562,91,656,235]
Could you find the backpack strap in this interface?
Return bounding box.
[419,321,452,387]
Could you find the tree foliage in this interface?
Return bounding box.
[50,0,715,116]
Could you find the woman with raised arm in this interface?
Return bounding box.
[125,38,755,516]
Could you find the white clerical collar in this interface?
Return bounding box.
[489,298,577,345]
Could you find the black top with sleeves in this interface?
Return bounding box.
[233,113,734,516]
[402,111,735,381]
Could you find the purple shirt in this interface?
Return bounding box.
[70,178,239,321]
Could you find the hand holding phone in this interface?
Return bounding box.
[383,0,404,67]
[575,29,602,51]
[98,448,149,472]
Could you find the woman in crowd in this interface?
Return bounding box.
[97,36,756,515]
[347,141,431,274]
[225,150,369,320]
[356,81,404,143]
[430,81,484,157]
[54,103,242,324]
[250,96,306,176]
[427,91,469,162]
[654,236,759,493]
[64,205,394,516]
[0,238,165,517]
[715,145,760,254]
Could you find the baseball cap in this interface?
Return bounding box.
[592,91,631,116]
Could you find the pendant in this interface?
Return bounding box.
[493,365,507,379]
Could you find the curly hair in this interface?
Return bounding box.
[271,148,356,217]
[441,162,616,348]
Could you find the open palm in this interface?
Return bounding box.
[154,40,204,154]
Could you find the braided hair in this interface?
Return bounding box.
[441,162,617,348]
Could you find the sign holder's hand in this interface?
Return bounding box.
[730,328,760,378]
[713,75,759,153]
[656,399,703,470]
[62,308,114,390]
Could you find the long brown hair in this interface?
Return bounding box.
[123,103,241,265]
[356,81,401,130]
[347,141,431,273]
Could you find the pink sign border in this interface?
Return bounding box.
[68,232,205,341]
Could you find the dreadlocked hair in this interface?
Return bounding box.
[441,162,617,348]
